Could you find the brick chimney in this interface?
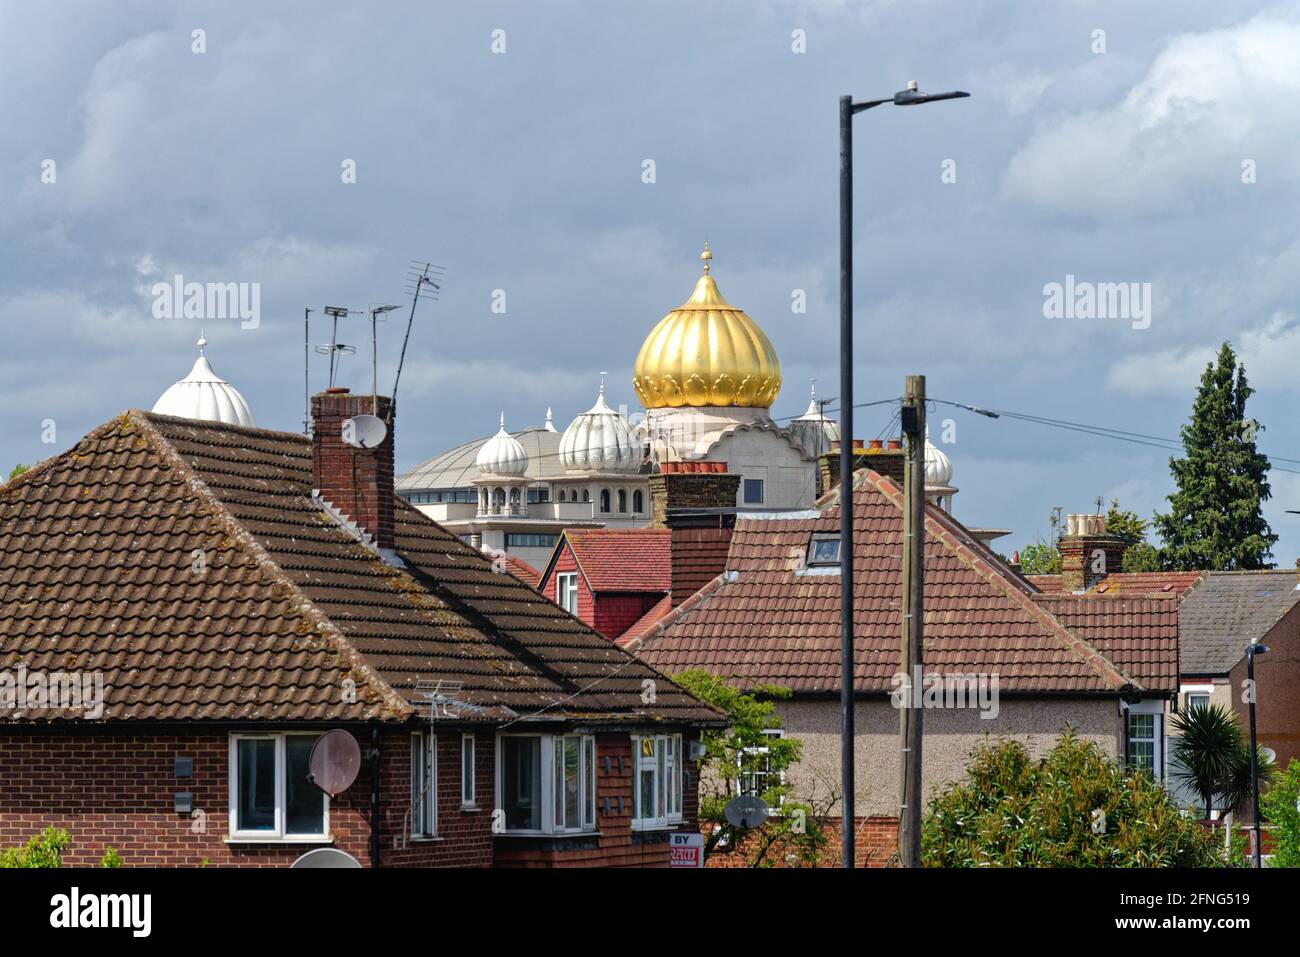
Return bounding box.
[1058,513,1125,592]
[818,439,906,492]
[649,466,742,606]
[311,388,396,551]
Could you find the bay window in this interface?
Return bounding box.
[497,733,597,833]
[632,733,683,830]
[228,733,328,841]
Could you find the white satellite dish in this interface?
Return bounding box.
[1261,747,1277,764]
[342,414,388,449]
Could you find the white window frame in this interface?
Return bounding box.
[556,572,579,615]
[228,733,330,842]
[410,730,437,838]
[494,733,598,835]
[631,733,683,831]
[461,733,476,808]
[737,728,785,800]
[1123,699,1165,781]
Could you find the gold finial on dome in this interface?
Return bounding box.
[631,245,782,410]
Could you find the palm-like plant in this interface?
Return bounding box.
[1170,704,1274,818]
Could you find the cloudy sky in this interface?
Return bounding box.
[4,0,1300,560]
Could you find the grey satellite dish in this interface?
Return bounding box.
[724,795,770,830]
[341,414,388,449]
[1261,747,1277,764]
[291,847,361,869]
[307,729,362,798]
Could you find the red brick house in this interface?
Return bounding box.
[630,454,1179,865]
[0,390,720,867]
[536,528,671,646]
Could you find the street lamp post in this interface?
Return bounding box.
[1246,642,1268,868]
[838,81,968,869]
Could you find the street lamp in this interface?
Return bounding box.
[1246,641,1268,868]
[838,81,968,869]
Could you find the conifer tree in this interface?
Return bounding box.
[1154,342,1276,570]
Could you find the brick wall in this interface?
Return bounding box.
[594,593,662,641]
[819,448,905,492]
[1059,535,1126,592]
[0,726,492,868]
[542,541,594,623]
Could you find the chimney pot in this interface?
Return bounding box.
[887,439,902,450]
[868,439,884,450]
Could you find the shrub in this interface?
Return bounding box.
[100,846,123,868]
[1261,758,1300,868]
[922,731,1229,867]
[0,828,71,868]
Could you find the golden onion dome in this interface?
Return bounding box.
[632,244,782,409]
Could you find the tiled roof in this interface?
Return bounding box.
[497,553,542,590]
[1026,574,1063,593]
[1178,570,1300,675]
[1087,571,1203,598]
[550,528,671,592]
[0,411,718,725]
[634,470,1175,696]
[1033,596,1179,693]
[616,595,674,650]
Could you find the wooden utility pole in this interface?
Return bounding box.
[898,374,926,867]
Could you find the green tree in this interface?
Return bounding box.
[1154,342,1276,570]
[672,670,834,866]
[1018,542,1061,575]
[1121,542,1161,572]
[100,846,123,868]
[1105,499,1148,547]
[1260,759,1300,868]
[1169,703,1274,818]
[922,731,1229,867]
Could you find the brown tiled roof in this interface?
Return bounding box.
[1086,571,1204,598]
[1033,596,1179,693]
[496,553,542,590]
[617,595,674,650]
[634,470,1175,696]
[0,411,718,725]
[544,528,671,593]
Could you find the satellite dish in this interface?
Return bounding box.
[1261,747,1277,764]
[307,730,362,798]
[342,414,387,449]
[291,847,362,869]
[724,795,770,830]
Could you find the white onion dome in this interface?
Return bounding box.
[152,336,256,427]
[786,382,840,458]
[925,434,953,487]
[476,413,529,476]
[559,381,641,472]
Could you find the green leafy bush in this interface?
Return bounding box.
[100,846,123,868]
[922,732,1230,867]
[1261,759,1300,868]
[0,828,71,868]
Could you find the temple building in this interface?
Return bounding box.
[152,335,256,427]
[393,245,981,566]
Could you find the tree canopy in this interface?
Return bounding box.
[1154,342,1276,570]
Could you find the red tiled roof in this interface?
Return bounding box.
[1026,574,1063,593]
[634,470,1176,696]
[497,553,542,590]
[552,528,671,592]
[616,595,674,649]
[1086,571,1203,598]
[1034,595,1179,693]
[0,411,719,725]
